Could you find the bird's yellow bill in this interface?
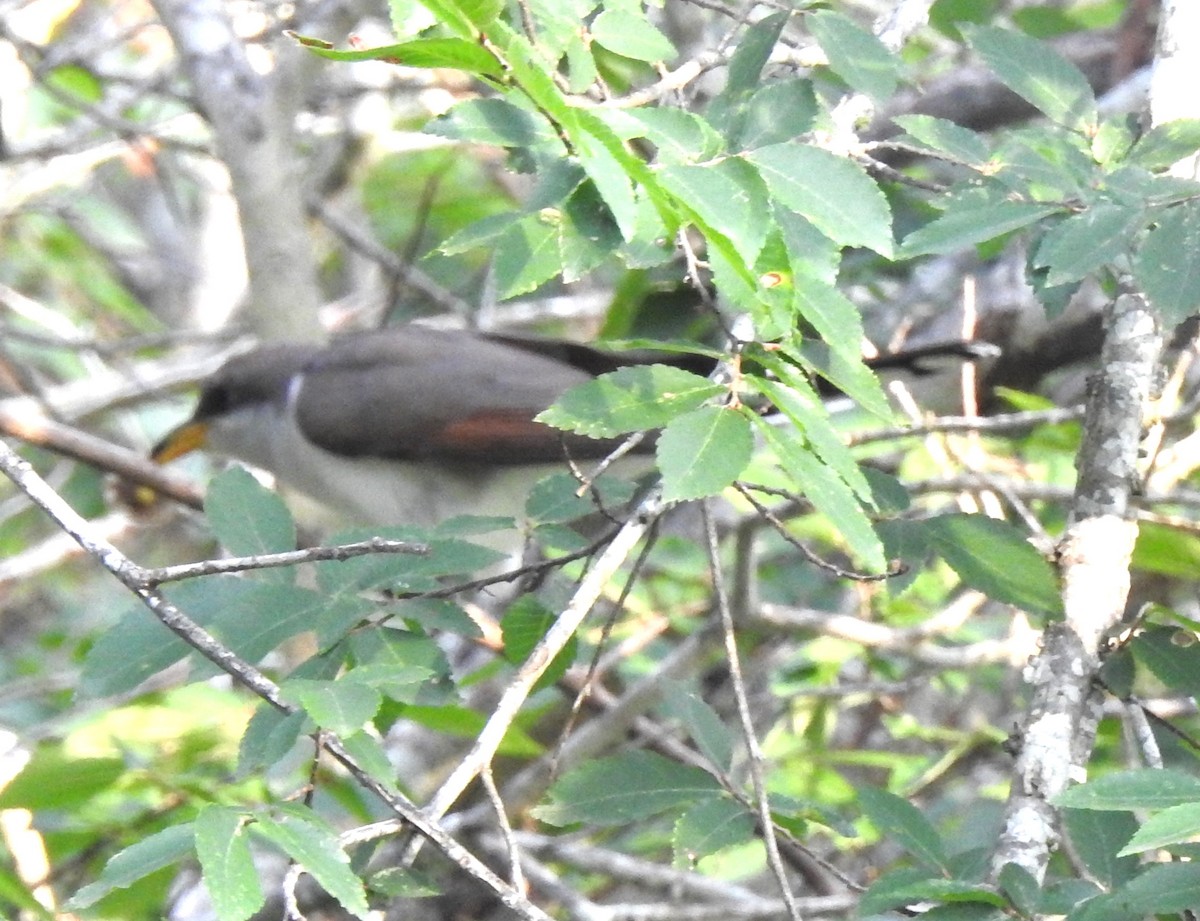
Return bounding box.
[151,420,210,463]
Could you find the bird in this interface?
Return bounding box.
[152,324,995,533]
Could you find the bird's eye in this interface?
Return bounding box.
[195,384,231,420]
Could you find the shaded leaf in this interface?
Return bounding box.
[195,806,263,921]
[893,114,989,165]
[657,405,753,502]
[204,467,295,584]
[673,797,754,866]
[1134,199,1200,323]
[1054,768,1200,810]
[1129,118,1200,170]
[1033,202,1141,285]
[66,825,195,909]
[859,786,949,872]
[809,9,900,101]
[252,810,370,919]
[901,200,1060,257]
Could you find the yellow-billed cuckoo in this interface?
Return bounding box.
[153,325,995,529]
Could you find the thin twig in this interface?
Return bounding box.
[701,501,802,921]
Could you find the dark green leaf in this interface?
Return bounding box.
[574,123,639,241]
[1134,200,1200,323]
[925,513,1062,616]
[204,466,295,584]
[736,78,818,150]
[195,806,263,921]
[745,143,894,255]
[809,10,900,101]
[501,595,577,689]
[1129,118,1200,170]
[1131,625,1200,697]
[725,11,789,95]
[252,810,370,919]
[534,750,723,826]
[997,862,1040,916]
[401,704,541,756]
[538,364,723,437]
[1102,861,1200,913]
[901,200,1060,257]
[238,707,307,776]
[893,114,989,165]
[673,797,754,866]
[1063,808,1138,887]
[966,26,1097,133]
[858,786,949,871]
[66,825,195,909]
[599,107,725,163]
[493,212,563,298]
[657,405,753,502]
[590,10,675,62]
[1032,202,1141,285]
[1054,768,1200,810]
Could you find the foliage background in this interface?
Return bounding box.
[3,0,1200,919]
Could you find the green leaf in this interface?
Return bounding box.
[808,10,900,101]
[195,806,263,921]
[589,9,675,62]
[1063,808,1138,887]
[538,364,723,437]
[657,405,753,502]
[1101,861,1200,913]
[1134,199,1200,323]
[401,704,541,756]
[673,797,754,866]
[1131,626,1200,697]
[599,107,725,164]
[659,159,768,265]
[1032,202,1141,286]
[925,513,1063,616]
[501,595,577,689]
[238,707,307,776]
[1128,118,1200,170]
[411,0,500,36]
[204,466,296,584]
[282,679,382,736]
[901,199,1061,257]
[755,417,885,572]
[294,36,502,76]
[534,750,723,826]
[0,750,124,809]
[893,114,989,165]
[736,79,819,150]
[725,11,789,95]
[493,212,563,298]
[66,824,195,909]
[426,98,551,147]
[574,122,640,241]
[858,786,949,872]
[745,143,894,255]
[966,25,1097,133]
[1118,802,1200,856]
[997,862,1040,916]
[252,810,370,919]
[660,682,733,772]
[1054,768,1200,810]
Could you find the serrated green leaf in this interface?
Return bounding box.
[673,797,754,866]
[1063,808,1138,887]
[282,679,382,736]
[238,706,307,776]
[252,811,369,919]
[858,786,949,872]
[966,25,1096,133]
[657,405,752,502]
[195,806,263,921]
[538,364,723,437]
[590,9,675,62]
[725,11,789,95]
[1033,202,1141,285]
[893,114,989,165]
[736,78,818,150]
[426,97,552,147]
[204,467,295,583]
[574,124,640,241]
[1134,200,1200,323]
[997,862,1040,916]
[659,159,768,264]
[66,824,195,909]
[493,212,563,298]
[534,750,723,826]
[412,0,500,35]
[1055,768,1200,810]
[755,417,885,571]
[809,10,899,101]
[599,107,725,164]
[901,199,1061,257]
[1129,118,1200,170]
[925,513,1062,616]
[745,143,894,255]
[501,595,577,689]
[1118,802,1200,856]
[660,682,733,772]
[1102,861,1200,913]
